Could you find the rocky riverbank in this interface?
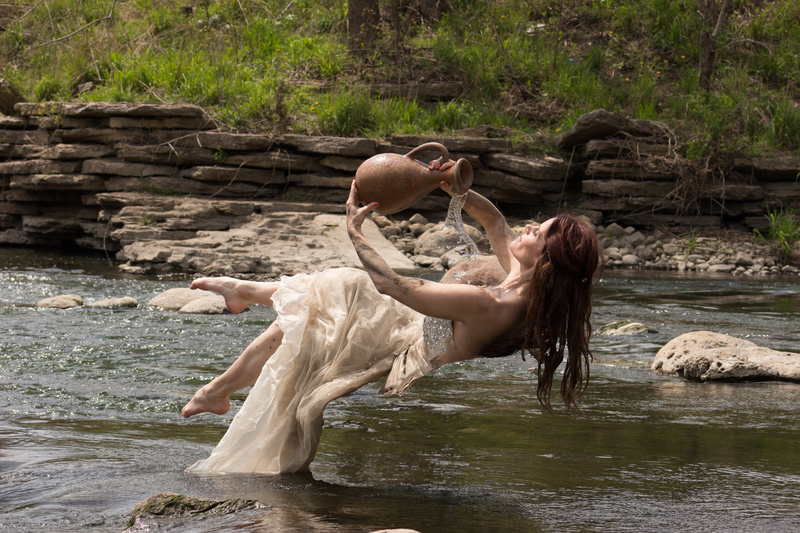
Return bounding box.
[373,210,800,277]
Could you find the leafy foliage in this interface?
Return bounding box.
[1,0,798,153]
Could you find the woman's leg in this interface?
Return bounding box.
[181,321,284,418]
[190,276,281,313]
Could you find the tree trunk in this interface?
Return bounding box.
[388,0,401,49]
[698,0,730,91]
[418,0,448,23]
[348,0,381,57]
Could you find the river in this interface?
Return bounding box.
[1,247,799,532]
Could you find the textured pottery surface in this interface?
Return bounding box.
[355,142,473,215]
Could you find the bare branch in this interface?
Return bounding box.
[13,0,46,25]
[32,0,118,49]
[235,0,249,27]
[711,0,730,38]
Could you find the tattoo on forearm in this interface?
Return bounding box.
[350,229,422,294]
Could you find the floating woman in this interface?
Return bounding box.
[181,174,600,474]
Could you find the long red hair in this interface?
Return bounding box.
[524,213,600,410]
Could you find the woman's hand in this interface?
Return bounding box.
[429,157,455,172]
[346,180,399,292]
[439,180,456,197]
[346,180,379,233]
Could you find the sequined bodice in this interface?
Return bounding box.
[422,316,453,356]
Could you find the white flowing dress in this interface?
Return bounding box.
[187,268,447,474]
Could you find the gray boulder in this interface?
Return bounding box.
[652,331,800,382]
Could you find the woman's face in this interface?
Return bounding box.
[512,218,554,267]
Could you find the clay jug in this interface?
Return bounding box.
[354,142,473,215]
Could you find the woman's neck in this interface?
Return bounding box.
[499,265,533,291]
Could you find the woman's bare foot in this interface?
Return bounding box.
[181,385,231,418]
[190,276,249,314]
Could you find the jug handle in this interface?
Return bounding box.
[405,142,450,166]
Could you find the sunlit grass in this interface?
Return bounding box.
[0,0,797,154]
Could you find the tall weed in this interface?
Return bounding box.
[753,207,800,261]
[317,89,376,137]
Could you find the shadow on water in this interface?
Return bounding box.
[174,472,537,533]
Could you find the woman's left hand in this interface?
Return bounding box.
[346,180,379,232]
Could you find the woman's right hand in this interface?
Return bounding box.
[346,180,378,234]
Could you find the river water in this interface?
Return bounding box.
[1,248,799,532]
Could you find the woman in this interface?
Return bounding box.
[182,177,600,474]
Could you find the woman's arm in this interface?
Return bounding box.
[439,178,517,274]
[346,180,495,323]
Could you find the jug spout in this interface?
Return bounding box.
[451,158,473,195]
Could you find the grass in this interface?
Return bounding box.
[1,0,799,157]
[753,207,800,261]
[686,230,698,255]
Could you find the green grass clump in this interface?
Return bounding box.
[754,207,800,261]
[0,0,798,156]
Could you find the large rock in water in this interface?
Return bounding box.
[127,492,263,528]
[414,222,489,257]
[652,331,800,382]
[148,287,213,310]
[440,254,506,286]
[36,294,83,308]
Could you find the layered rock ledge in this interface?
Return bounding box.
[2,103,800,277]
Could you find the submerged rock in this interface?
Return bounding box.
[596,320,657,336]
[652,331,800,382]
[36,294,83,308]
[127,492,264,529]
[86,296,138,308]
